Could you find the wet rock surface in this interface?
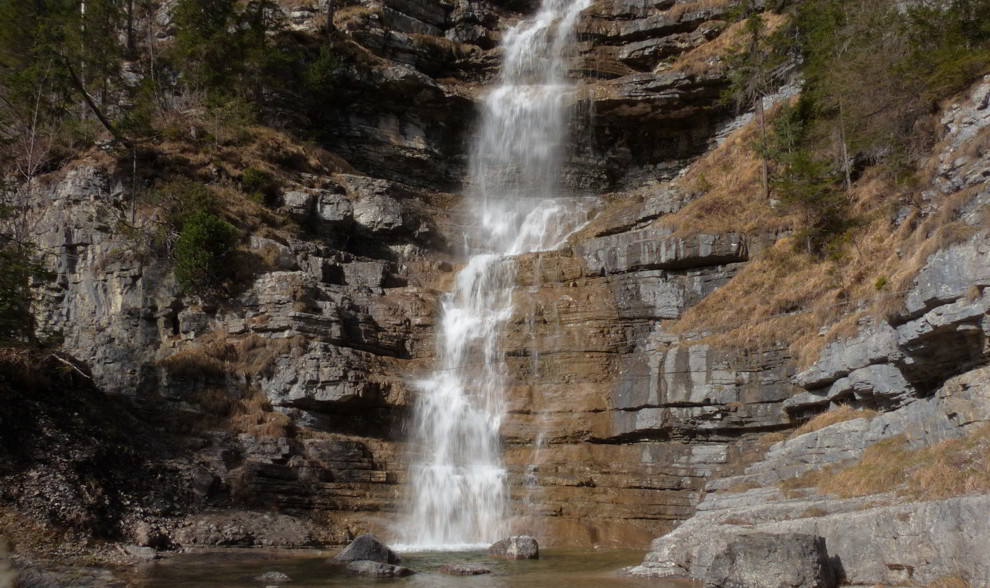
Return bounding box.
[440,563,493,575]
[488,536,540,560]
[330,534,401,565]
[344,560,415,577]
[255,571,292,583]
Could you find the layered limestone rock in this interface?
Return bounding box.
[629,74,990,581]
[628,366,990,584]
[17,160,457,544]
[324,0,736,191]
[11,0,990,561]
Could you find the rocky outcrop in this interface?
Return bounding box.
[631,365,990,583]
[702,533,836,588]
[327,0,736,192]
[330,533,401,564]
[487,535,539,559]
[622,74,990,581]
[4,0,746,555]
[576,229,747,276]
[786,234,990,421]
[709,365,990,492]
[630,494,990,586]
[173,511,322,548]
[441,563,493,575]
[629,241,990,582]
[0,351,192,547]
[345,560,415,577]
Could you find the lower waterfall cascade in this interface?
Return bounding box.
[397,0,595,550]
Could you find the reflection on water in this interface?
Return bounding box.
[138,549,697,588]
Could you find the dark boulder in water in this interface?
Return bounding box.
[345,560,415,577]
[440,563,493,575]
[329,534,401,565]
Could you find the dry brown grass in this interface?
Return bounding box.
[159,340,235,381]
[798,506,828,518]
[673,237,846,352]
[229,388,293,438]
[930,575,972,588]
[790,405,878,438]
[665,130,988,368]
[670,12,789,76]
[961,125,990,160]
[409,34,477,60]
[158,334,303,437]
[233,334,307,378]
[781,424,990,501]
[159,333,306,382]
[761,430,789,445]
[646,26,990,366]
[662,104,800,238]
[333,5,381,30]
[721,480,762,494]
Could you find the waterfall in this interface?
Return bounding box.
[398,0,593,550]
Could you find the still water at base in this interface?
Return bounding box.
[139,549,697,588]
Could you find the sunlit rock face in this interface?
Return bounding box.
[13,0,758,549]
[37,0,990,555]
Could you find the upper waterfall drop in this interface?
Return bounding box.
[398,0,594,550]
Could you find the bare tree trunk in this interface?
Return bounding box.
[758,95,770,200]
[130,147,137,224]
[62,56,129,146]
[326,0,337,33]
[838,96,852,191]
[126,0,135,58]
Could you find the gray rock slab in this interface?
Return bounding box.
[488,535,539,559]
[903,235,990,318]
[344,560,414,577]
[795,322,901,390]
[576,228,747,276]
[440,563,492,575]
[704,533,836,588]
[630,496,990,586]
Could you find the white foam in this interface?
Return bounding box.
[398,0,594,550]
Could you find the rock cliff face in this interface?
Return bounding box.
[624,74,990,582]
[6,0,990,573]
[7,0,748,551]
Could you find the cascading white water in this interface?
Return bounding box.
[398,0,593,550]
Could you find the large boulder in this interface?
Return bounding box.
[703,533,836,588]
[344,560,415,577]
[316,191,354,228]
[487,535,539,560]
[329,534,401,565]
